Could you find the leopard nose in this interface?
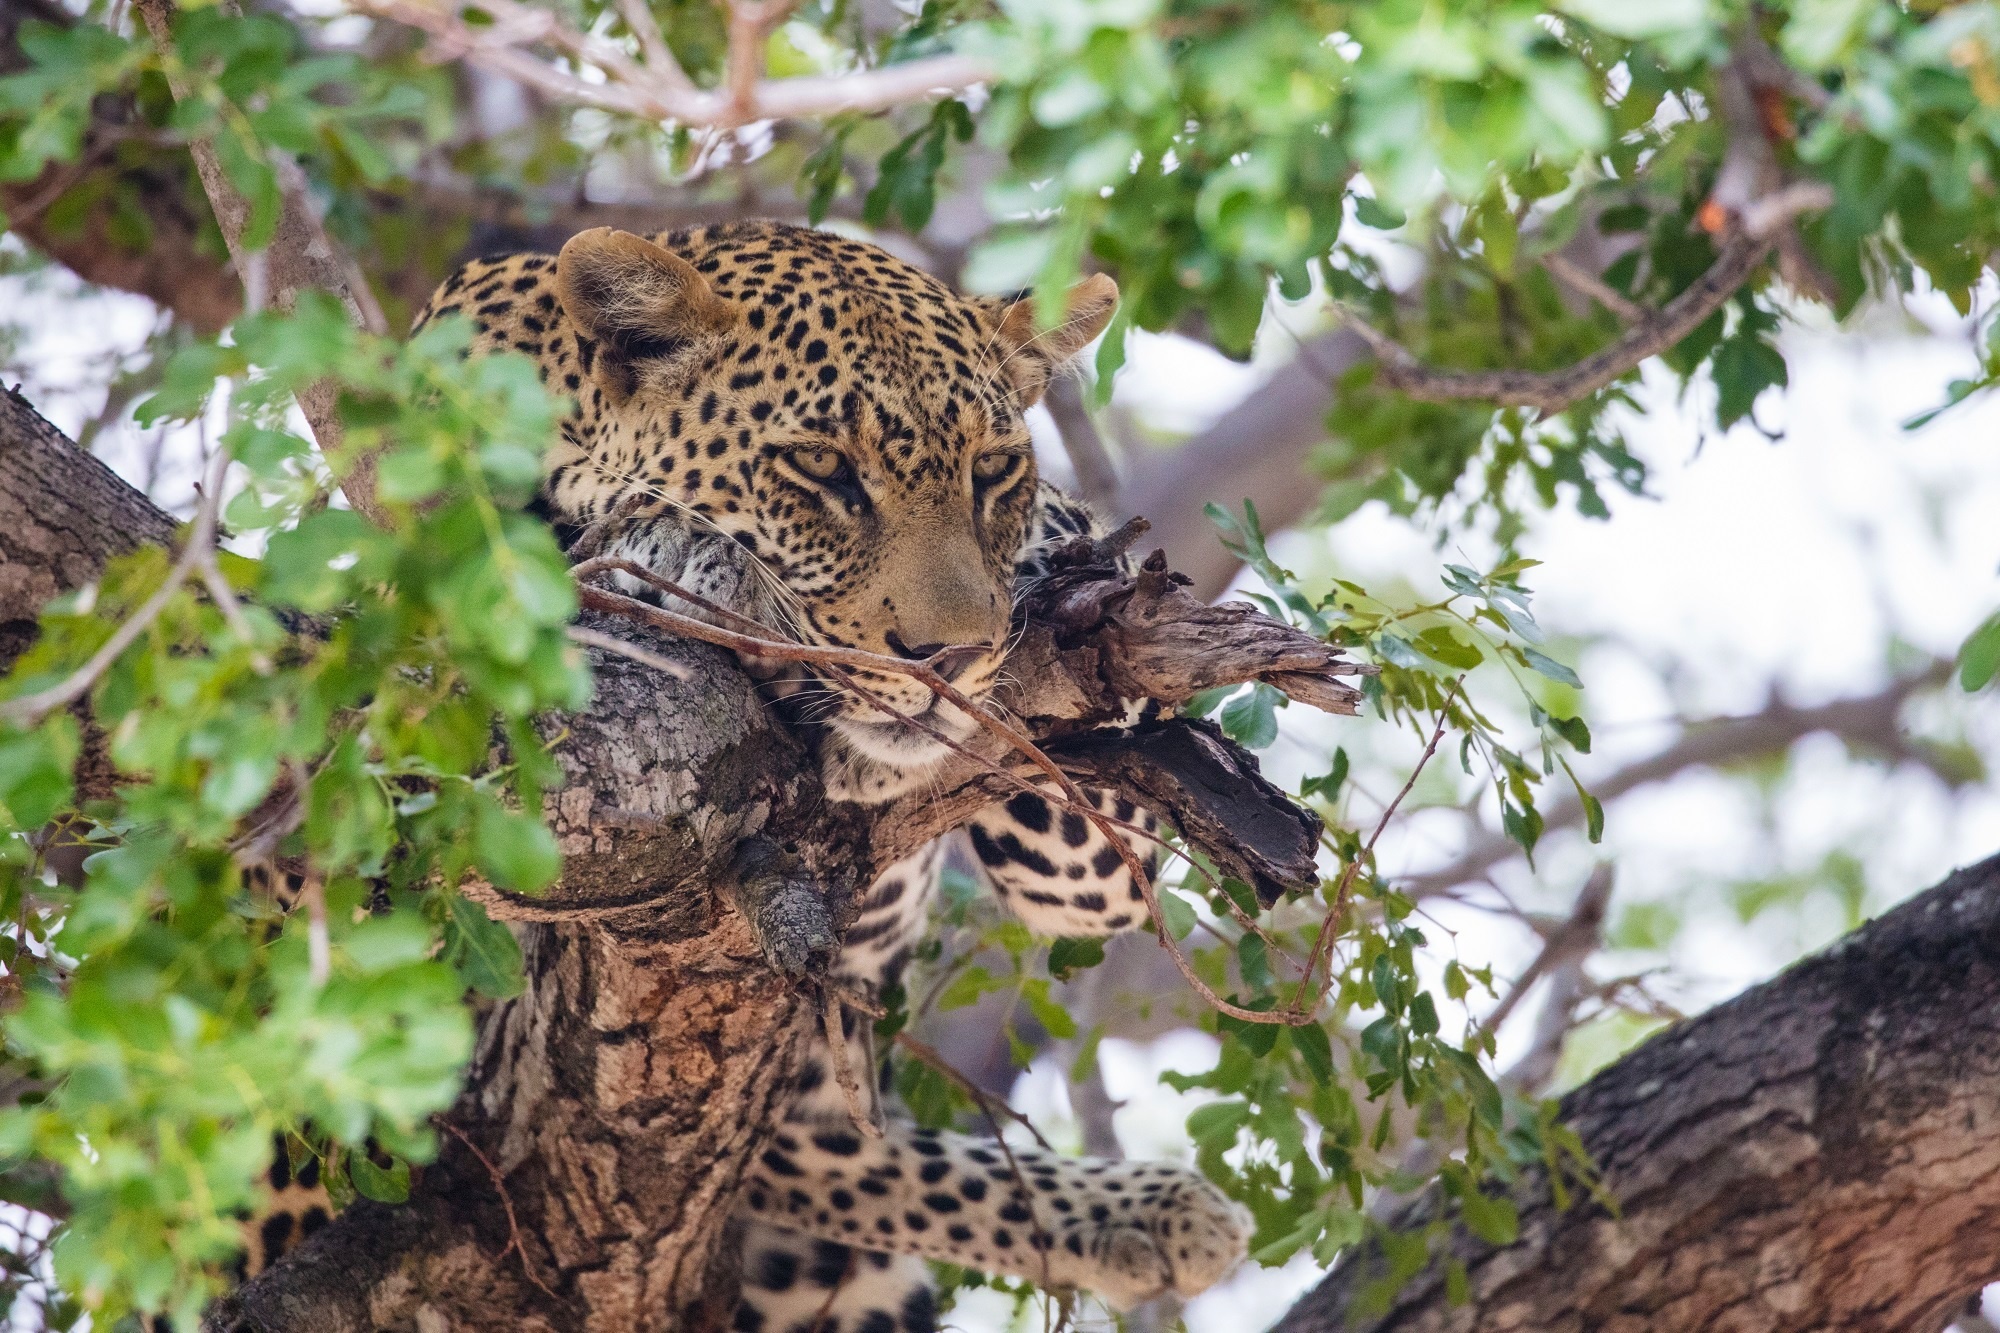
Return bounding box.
[885,633,987,682]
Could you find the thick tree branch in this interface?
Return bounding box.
[1276,849,2000,1333]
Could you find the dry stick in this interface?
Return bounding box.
[1474,862,1614,1047]
[820,989,884,1139]
[1285,688,1459,1023]
[1541,252,1652,324]
[351,0,992,132]
[0,446,231,729]
[891,1032,1054,1152]
[565,624,693,681]
[726,0,801,120]
[437,1120,561,1303]
[610,0,684,87]
[574,570,1322,1026]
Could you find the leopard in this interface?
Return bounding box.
[232,221,1254,1331]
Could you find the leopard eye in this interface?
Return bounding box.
[972,451,1019,484]
[789,446,848,481]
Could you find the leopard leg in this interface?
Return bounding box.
[963,787,1162,939]
[736,1119,1249,1311]
[732,1228,936,1333]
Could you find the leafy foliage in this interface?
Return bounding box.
[0,302,583,1326]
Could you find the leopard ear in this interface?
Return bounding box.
[983,273,1119,408]
[555,228,738,393]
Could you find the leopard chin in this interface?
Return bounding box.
[819,697,989,802]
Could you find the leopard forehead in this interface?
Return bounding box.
[421,221,1043,652]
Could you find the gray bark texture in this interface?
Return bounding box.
[1276,849,2000,1333]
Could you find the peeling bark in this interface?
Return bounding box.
[1275,851,2000,1333]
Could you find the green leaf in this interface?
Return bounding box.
[348,1150,411,1204]
[1458,1188,1518,1246]
[1415,626,1484,671]
[1220,682,1282,749]
[1154,888,1197,941]
[470,799,561,894]
[1520,647,1582,688]
[1048,936,1104,981]
[1960,613,2000,691]
[445,892,525,999]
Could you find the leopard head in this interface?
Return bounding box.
[546,222,1117,781]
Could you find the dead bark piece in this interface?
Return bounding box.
[1010,546,1370,729]
[1275,850,2000,1333]
[1047,720,1320,907]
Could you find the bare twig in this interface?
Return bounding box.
[1287,687,1459,1022]
[437,1120,560,1302]
[566,624,694,680]
[1404,664,1954,902]
[1541,252,1651,324]
[132,0,389,524]
[350,0,992,132]
[727,1,799,119]
[1475,863,1614,1046]
[1043,378,1121,511]
[1338,229,1797,417]
[611,0,684,88]
[822,989,883,1139]
[892,1032,1054,1152]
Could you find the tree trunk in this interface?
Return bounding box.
[1274,850,2000,1333]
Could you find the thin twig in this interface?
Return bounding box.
[892,1032,1053,1152]
[438,1120,561,1302]
[726,0,800,120]
[1475,863,1614,1045]
[350,0,990,132]
[1541,252,1651,323]
[1287,685,1459,1022]
[566,625,693,680]
[0,446,230,728]
[1338,181,1830,417]
[611,0,684,87]
[822,988,884,1139]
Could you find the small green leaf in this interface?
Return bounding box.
[1521,647,1582,688]
[445,892,525,999]
[1959,613,2000,691]
[1048,936,1105,981]
[349,1150,411,1204]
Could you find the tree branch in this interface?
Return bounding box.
[1404,664,1955,902]
[132,0,390,523]
[348,0,992,132]
[1275,849,2000,1333]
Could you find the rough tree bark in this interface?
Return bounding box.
[1277,849,2000,1333]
